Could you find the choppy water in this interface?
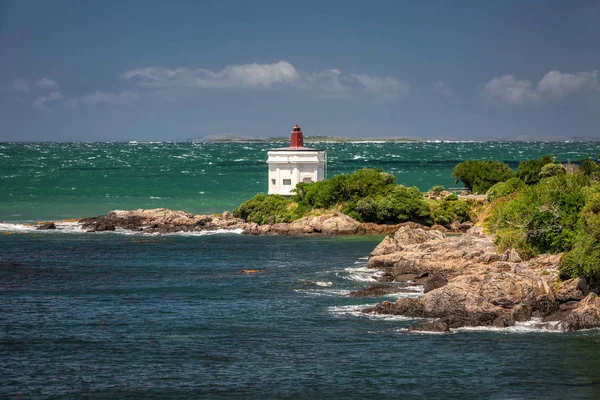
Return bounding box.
[2,141,600,398]
[1,141,599,222]
[2,233,600,399]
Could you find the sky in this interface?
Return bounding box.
[1,0,600,141]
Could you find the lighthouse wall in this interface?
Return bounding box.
[266,150,326,196]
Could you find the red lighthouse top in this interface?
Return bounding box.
[289,124,304,148]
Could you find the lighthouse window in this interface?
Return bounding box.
[271,179,276,185]
[282,179,292,185]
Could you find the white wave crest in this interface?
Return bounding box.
[328,304,421,321]
[0,222,82,234]
[294,288,351,298]
[341,266,383,282]
[383,285,424,299]
[454,318,566,333]
[0,222,243,237]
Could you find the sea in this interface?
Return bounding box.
[2,141,600,399]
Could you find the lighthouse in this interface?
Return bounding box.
[267,124,326,196]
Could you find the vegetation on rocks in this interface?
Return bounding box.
[452,160,514,194]
[515,155,555,185]
[486,177,526,202]
[234,168,471,228]
[234,154,600,282]
[232,194,296,225]
[483,156,600,280]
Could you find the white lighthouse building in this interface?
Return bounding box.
[267,124,326,196]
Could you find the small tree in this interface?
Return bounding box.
[516,155,554,185]
[452,160,514,194]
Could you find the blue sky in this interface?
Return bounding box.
[1,0,600,141]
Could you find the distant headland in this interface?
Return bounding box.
[186,134,419,143]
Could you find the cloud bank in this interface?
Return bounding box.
[122,60,410,101]
[121,61,300,89]
[484,70,599,105]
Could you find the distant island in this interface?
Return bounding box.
[186,134,420,143]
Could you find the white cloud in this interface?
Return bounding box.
[351,73,410,100]
[11,78,30,93]
[484,70,599,105]
[484,75,539,105]
[122,61,300,89]
[36,78,59,90]
[122,61,409,102]
[82,90,138,106]
[33,91,63,110]
[537,70,599,99]
[306,69,352,99]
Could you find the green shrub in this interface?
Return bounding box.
[444,193,458,201]
[344,185,432,224]
[539,163,566,179]
[294,168,396,209]
[487,174,588,258]
[430,199,473,228]
[452,160,514,194]
[580,157,600,178]
[429,185,444,195]
[486,177,526,201]
[233,194,295,225]
[516,155,554,185]
[560,191,600,279]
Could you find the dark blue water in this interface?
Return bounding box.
[2,232,600,399]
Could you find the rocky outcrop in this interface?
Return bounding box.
[79,209,247,233]
[361,226,600,332]
[243,212,405,236]
[79,209,406,236]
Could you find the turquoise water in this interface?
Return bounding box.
[2,141,600,398]
[1,141,599,222]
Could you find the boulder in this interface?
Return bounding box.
[419,275,448,293]
[370,225,444,257]
[348,284,413,298]
[408,321,450,333]
[459,222,473,232]
[556,293,600,331]
[36,222,56,230]
[555,278,590,303]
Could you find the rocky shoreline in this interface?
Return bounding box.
[76,208,418,236]
[352,225,600,332]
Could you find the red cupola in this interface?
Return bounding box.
[290,124,304,148]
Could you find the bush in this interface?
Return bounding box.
[452,160,514,194]
[516,155,554,185]
[344,185,432,224]
[235,169,433,226]
[294,168,396,209]
[580,157,600,178]
[430,199,473,228]
[560,191,600,279]
[539,163,566,179]
[487,174,588,258]
[429,185,444,195]
[486,177,526,201]
[233,194,295,225]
